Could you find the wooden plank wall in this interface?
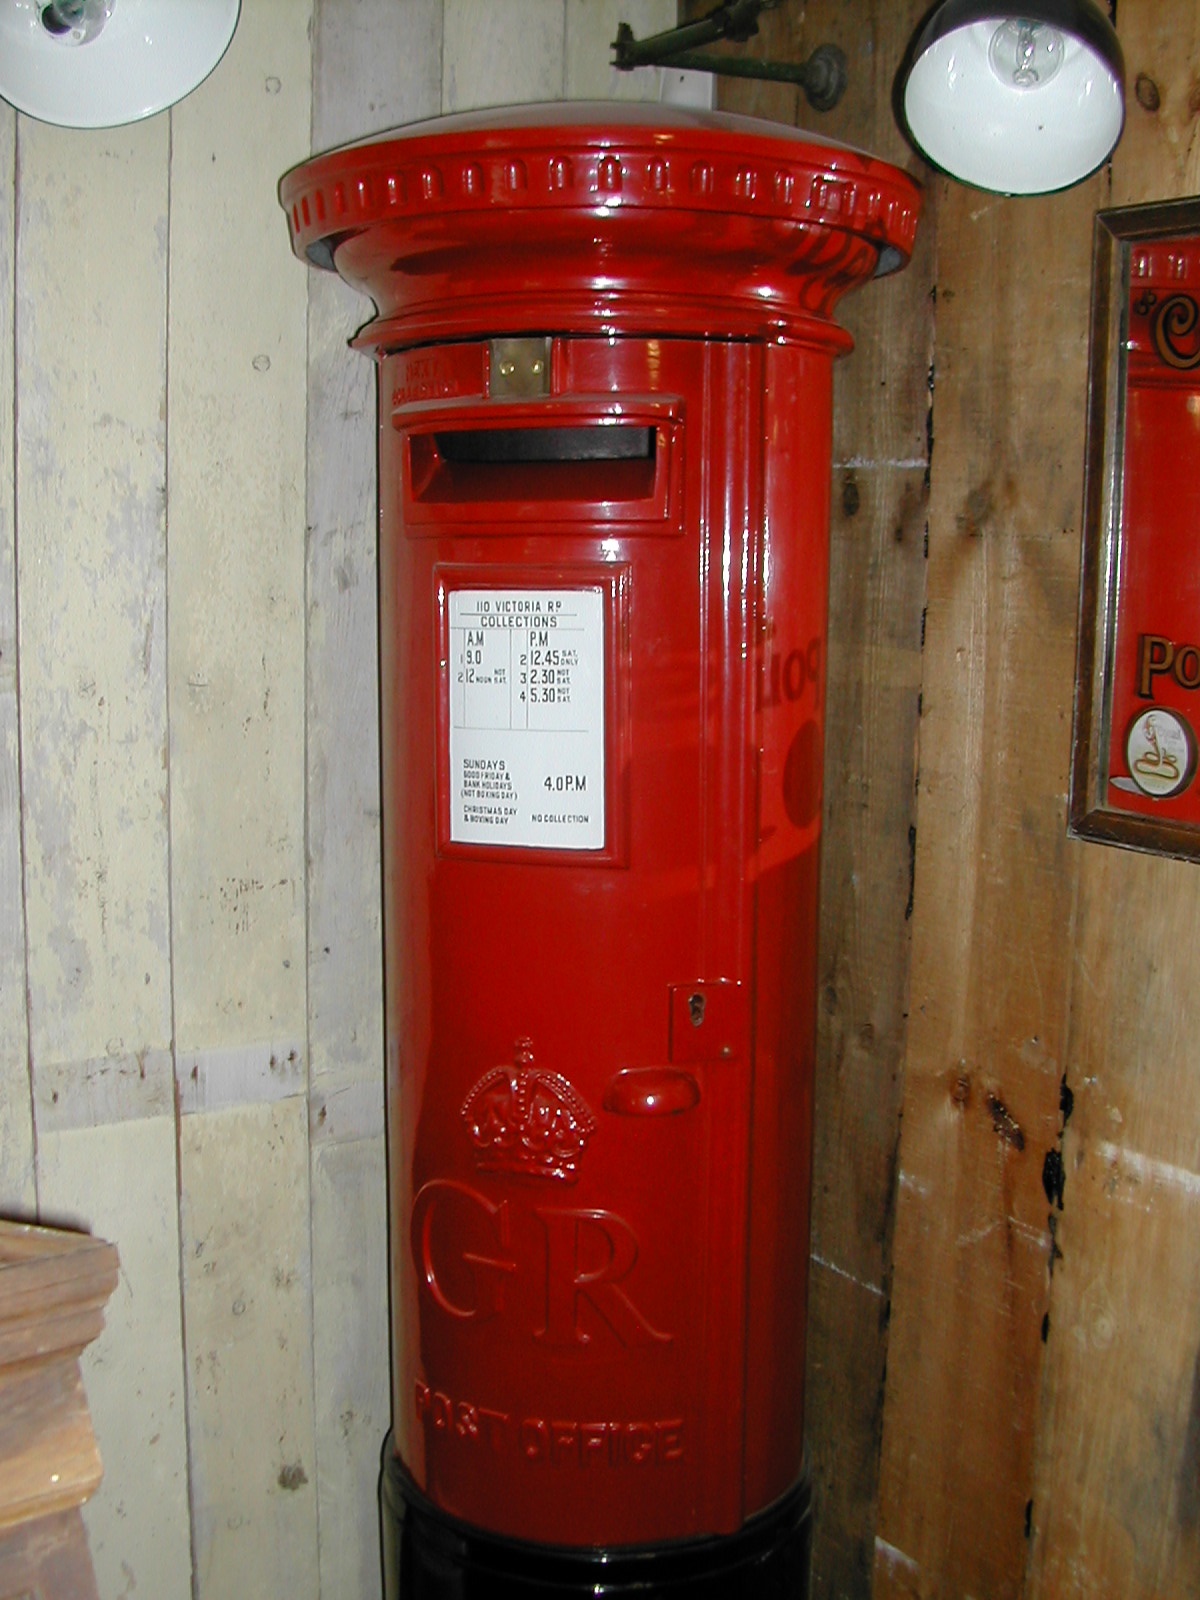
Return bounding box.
[0,5,674,1599]
[872,2,1200,1597]
[1025,8,1200,1599]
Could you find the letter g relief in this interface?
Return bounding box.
[412,1179,517,1321]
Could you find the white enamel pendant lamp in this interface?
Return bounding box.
[0,0,240,128]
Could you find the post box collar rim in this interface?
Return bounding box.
[312,98,867,158]
[279,100,923,293]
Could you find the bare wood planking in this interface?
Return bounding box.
[0,106,32,1217]
[306,3,442,1594]
[0,1220,117,1600]
[874,174,1099,1599]
[168,3,315,1596]
[797,13,932,1596]
[1030,854,1200,1600]
[710,4,932,1593]
[442,0,567,112]
[1027,6,1200,1596]
[14,112,189,1600]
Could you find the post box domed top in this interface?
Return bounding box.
[280,102,922,350]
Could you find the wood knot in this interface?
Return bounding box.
[1135,72,1161,112]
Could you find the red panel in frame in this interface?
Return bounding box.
[1071,200,1200,858]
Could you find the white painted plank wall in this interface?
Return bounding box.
[565,0,682,100]
[443,0,567,108]
[167,1,316,1596]
[442,0,677,110]
[0,104,32,1218]
[14,108,191,1600]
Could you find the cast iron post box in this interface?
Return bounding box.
[281,104,920,1599]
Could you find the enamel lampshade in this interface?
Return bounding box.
[901,0,1125,194]
[0,0,240,128]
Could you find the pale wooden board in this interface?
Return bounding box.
[564,0,678,99]
[442,0,567,111]
[306,4,442,1594]
[309,1133,389,1598]
[166,0,310,1055]
[307,0,440,1094]
[178,1099,318,1600]
[167,4,315,1595]
[1025,6,1200,1596]
[873,175,1100,1600]
[14,109,185,1600]
[34,1049,174,1136]
[0,106,32,1217]
[304,267,384,1093]
[37,1118,191,1600]
[15,115,172,1081]
[313,0,442,149]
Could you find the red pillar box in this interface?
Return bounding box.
[281,104,920,1600]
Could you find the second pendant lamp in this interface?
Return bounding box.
[900,0,1125,195]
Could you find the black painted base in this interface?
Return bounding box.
[380,1437,812,1599]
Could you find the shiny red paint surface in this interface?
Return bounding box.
[1107,235,1200,821]
[281,106,920,1550]
[281,102,920,346]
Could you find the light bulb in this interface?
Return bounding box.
[39,1,110,44]
[988,18,1064,90]
[901,0,1125,192]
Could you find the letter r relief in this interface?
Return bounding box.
[534,1208,672,1349]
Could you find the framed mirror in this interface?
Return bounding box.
[1070,198,1200,860]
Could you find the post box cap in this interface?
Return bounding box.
[280,101,922,348]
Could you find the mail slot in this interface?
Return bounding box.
[281,103,920,1598]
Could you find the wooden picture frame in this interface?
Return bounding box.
[1070,198,1200,859]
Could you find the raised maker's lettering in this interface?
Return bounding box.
[413,1381,685,1468]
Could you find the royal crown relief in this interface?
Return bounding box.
[460,1037,597,1185]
